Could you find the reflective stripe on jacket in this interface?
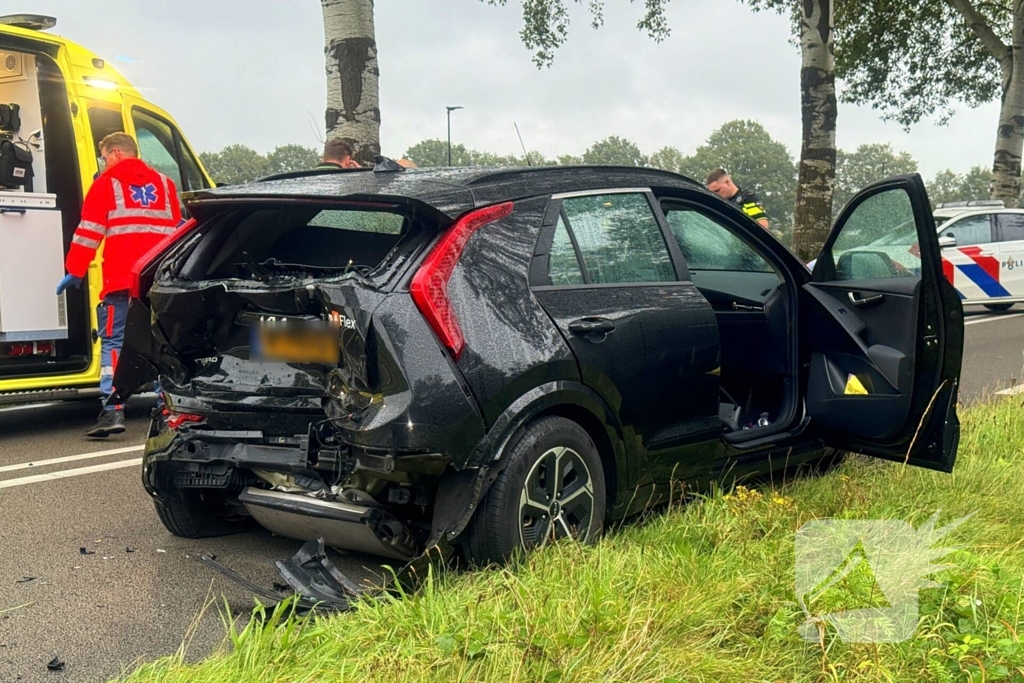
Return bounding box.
[65,158,181,298]
[731,189,768,224]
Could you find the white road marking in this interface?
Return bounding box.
[965,312,1024,326]
[0,457,142,489]
[0,402,60,413]
[996,385,1024,396]
[0,445,143,474]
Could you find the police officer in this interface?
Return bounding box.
[56,132,181,437]
[706,168,770,230]
[316,138,362,170]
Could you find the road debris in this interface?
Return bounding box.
[46,655,65,671]
[15,576,35,584]
[79,547,94,555]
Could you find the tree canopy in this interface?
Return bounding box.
[926,166,993,207]
[833,143,918,215]
[198,144,319,185]
[582,136,648,166]
[653,120,797,233]
[834,1,1004,128]
[403,139,544,167]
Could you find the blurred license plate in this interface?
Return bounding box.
[252,322,339,364]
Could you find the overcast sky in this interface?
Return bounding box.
[27,0,997,178]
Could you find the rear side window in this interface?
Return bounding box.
[560,192,675,284]
[941,214,992,247]
[997,214,1024,242]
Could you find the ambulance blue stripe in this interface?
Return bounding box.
[957,264,1012,298]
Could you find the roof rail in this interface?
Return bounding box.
[0,14,57,31]
[934,199,1004,209]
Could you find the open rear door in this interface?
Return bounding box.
[804,174,964,471]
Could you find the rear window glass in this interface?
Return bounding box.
[308,209,404,234]
[181,205,415,280]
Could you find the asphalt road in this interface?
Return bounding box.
[0,399,387,683]
[0,304,1022,682]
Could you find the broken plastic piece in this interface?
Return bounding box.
[272,581,290,592]
[47,656,65,671]
[274,539,362,609]
[79,547,94,555]
[16,576,35,583]
[125,547,136,553]
[197,553,296,605]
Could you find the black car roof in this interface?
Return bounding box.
[184,165,706,219]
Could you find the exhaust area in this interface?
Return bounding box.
[238,487,417,561]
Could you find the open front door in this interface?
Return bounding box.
[804,174,964,471]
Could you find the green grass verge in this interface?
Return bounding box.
[119,398,1024,683]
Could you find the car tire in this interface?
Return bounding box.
[462,416,607,566]
[984,303,1014,312]
[152,467,253,538]
[154,492,253,539]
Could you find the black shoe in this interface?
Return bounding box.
[86,409,127,437]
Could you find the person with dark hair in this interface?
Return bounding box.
[317,138,362,169]
[56,132,181,436]
[705,167,770,230]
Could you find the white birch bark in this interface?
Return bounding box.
[791,0,837,261]
[948,0,1024,206]
[321,0,381,164]
[990,2,1024,205]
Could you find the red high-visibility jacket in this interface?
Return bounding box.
[65,157,181,298]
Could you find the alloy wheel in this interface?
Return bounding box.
[517,445,595,549]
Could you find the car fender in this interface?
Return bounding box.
[429,380,627,547]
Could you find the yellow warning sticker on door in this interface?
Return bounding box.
[844,373,869,395]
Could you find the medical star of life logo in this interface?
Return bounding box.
[129,182,159,207]
[794,511,972,643]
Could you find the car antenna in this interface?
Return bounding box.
[514,122,532,167]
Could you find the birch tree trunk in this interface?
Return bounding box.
[791,0,837,262]
[990,2,1024,206]
[321,0,380,164]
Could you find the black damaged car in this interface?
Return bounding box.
[113,162,963,566]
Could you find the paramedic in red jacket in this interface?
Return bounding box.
[56,132,181,437]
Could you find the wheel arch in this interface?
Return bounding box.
[530,403,619,516]
[429,380,629,547]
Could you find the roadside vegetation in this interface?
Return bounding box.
[119,397,1024,683]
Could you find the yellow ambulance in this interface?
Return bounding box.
[0,13,212,406]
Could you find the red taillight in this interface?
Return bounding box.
[409,202,513,360]
[129,219,196,298]
[165,411,204,430]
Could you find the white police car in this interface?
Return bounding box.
[809,200,1024,313]
[935,206,1024,311]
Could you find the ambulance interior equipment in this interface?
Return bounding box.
[0,43,89,376]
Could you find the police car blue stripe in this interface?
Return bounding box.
[957,263,1012,298]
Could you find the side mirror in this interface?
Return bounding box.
[938,234,957,248]
[836,250,900,280]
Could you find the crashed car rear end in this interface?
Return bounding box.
[117,170,496,564]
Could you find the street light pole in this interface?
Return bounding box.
[446,106,463,167]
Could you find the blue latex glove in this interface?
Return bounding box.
[56,274,83,295]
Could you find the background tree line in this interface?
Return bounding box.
[202,119,993,245]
